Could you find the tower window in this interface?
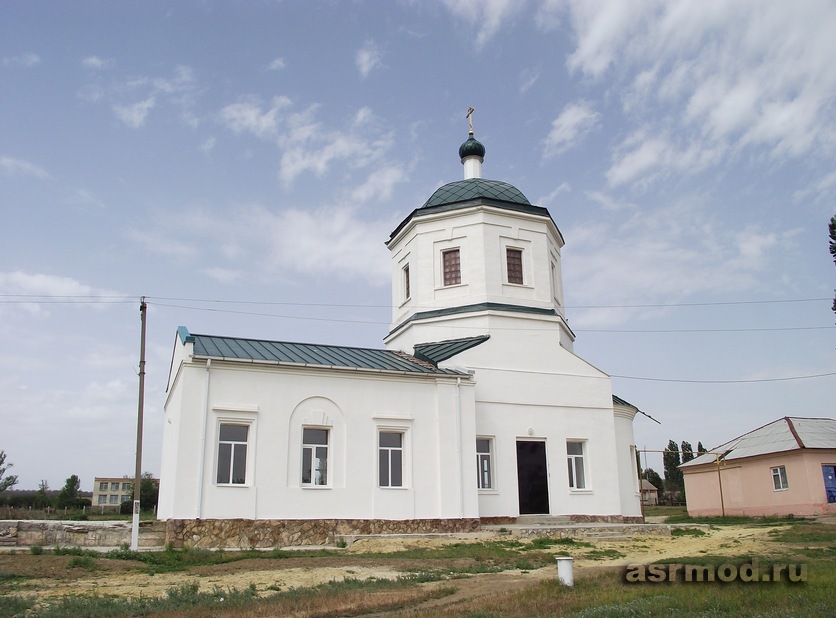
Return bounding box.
[443,249,461,286]
[403,264,410,299]
[507,248,523,284]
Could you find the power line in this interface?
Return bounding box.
[0,293,829,310]
[611,372,836,384]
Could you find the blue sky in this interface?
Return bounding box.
[2,0,834,492]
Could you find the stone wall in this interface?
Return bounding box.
[0,520,165,548]
[165,518,481,549]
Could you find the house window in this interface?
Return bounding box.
[506,248,523,284]
[379,431,404,487]
[109,494,119,504]
[772,465,788,491]
[217,423,249,485]
[98,495,107,504]
[403,264,410,300]
[476,438,494,489]
[99,482,108,491]
[567,441,586,489]
[302,428,329,486]
[122,482,131,491]
[443,249,461,286]
[121,495,131,503]
[110,482,119,492]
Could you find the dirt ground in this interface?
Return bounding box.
[0,523,799,607]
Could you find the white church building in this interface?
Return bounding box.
[157,125,644,547]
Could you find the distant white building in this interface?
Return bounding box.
[157,127,644,546]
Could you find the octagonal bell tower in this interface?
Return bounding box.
[385,120,574,355]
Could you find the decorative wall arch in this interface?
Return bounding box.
[286,396,346,488]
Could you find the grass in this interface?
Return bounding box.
[3,575,457,618]
[665,514,808,526]
[671,527,707,537]
[417,556,836,617]
[4,520,834,616]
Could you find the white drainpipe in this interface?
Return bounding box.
[196,358,211,518]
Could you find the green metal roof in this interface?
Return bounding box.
[414,335,490,366]
[183,329,465,376]
[388,178,560,245]
[423,179,530,208]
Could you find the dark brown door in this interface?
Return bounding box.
[516,440,549,514]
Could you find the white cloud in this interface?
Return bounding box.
[563,200,799,328]
[268,57,286,71]
[0,271,121,316]
[219,96,291,139]
[277,106,393,186]
[555,0,836,186]
[81,56,114,70]
[0,156,50,179]
[441,0,522,49]
[203,267,243,284]
[112,97,156,128]
[543,100,600,157]
[3,52,40,68]
[519,66,541,94]
[585,190,636,212]
[350,166,407,203]
[536,182,571,208]
[356,40,382,78]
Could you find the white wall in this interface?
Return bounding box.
[158,352,478,521]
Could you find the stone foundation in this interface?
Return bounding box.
[569,514,645,524]
[164,518,482,549]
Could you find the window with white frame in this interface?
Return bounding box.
[122,482,131,491]
[301,428,329,486]
[442,248,461,286]
[403,264,411,300]
[217,423,249,485]
[506,248,523,284]
[99,482,108,491]
[110,482,119,492]
[121,495,131,503]
[109,494,119,504]
[476,438,494,489]
[379,431,404,487]
[567,441,587,489]
[772,465,788,491]
[97,495,107,504]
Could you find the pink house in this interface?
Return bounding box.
[681,417,836,517]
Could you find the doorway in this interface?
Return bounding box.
[516,440,549,514]
[823,465,836,503]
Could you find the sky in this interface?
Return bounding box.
[1,0,834,492]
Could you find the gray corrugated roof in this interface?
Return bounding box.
[413,335,490,366]
[681,416,836,468]
[185,330,466,376]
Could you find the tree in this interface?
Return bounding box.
[663,440,683,495]
[697,441,707,455]
[0,451,19,493]
[121,472,159,513]
[642,468,664,491]
[830,215,836,313]
[681,441,694,464]
[56,474,81,508]
[34,480,51,509]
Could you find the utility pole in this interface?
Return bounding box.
[131,297,147,551]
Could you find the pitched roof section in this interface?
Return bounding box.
[186,331,466,377]
[681,417,836,468]
[413,335,490,366]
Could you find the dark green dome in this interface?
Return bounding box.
[422,178,531,208]
[458,135,486,160]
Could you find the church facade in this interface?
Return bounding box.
[157,127,643,546]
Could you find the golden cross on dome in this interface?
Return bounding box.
[466,107,475,134]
